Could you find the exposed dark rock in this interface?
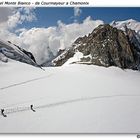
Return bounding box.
[52,48,75,66]
[57,48,66,56]
[16,45,36,63]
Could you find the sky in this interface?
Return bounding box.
[18,7,140,29]
[0,7,140,64]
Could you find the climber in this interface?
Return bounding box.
[30,105,36,112]
[1,109,7,117]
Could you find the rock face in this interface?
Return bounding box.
[52,48,75,66]
[53,24,140,70]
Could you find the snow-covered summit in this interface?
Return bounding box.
[111,19,140,33]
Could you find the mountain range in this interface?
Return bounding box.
[1,19,140,70]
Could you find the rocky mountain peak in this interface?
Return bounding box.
[53,24,140,70]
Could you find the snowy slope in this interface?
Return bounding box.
[0,60,140,133]
[0,39,37,66]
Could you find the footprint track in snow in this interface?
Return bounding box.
[0,73,54,91]
[1,94,140,117]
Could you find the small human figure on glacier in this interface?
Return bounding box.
[1,109,7,117]
[30,105,36,112]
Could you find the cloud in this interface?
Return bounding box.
[74,7,82,17]
[1,16,104,65]
[0,8,13,23]
[17,16,104,64]
[0,8,104,65]
[7,8,36,29]
[0,7,37,50]
[0,7,36,30]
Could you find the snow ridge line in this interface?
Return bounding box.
[0,73,54,91]
[1,94,140,116]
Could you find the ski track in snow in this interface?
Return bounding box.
[0,73,54,91]
[0,94,140,117]
[1,95,59,109]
